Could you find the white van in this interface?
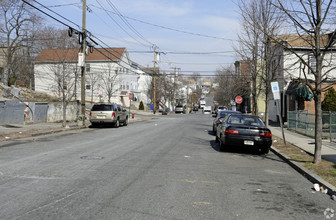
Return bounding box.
[203,106,211,114]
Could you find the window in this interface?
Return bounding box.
[86,84,91,90]
[309,55,316,73]
[86,64,90,72]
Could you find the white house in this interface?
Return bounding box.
[34,48,148,107]
[269,34,336,122]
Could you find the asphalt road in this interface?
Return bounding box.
[0,112,335,220]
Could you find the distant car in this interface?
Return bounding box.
[193,105,199,111]
[215,106,228,116]
[212,110,241,134]
[203,106,212,114]
[162,108,170,115]
[175,105,185,114]
[89,103,128,128]
[216,114,272,154]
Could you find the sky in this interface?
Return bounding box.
[38,0,242,76]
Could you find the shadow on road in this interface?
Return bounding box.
[209,140,285,163]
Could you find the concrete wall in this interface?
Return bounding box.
[47,101,79,122]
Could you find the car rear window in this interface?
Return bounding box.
[91,104,115,111]
[228,115,264,126]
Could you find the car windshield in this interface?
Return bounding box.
[227,115,264,126]
[91,104,115,111]
[219,111,240,118]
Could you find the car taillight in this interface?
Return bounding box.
[225,129,239,135]
[112,112,115,117]
[260,131,272,138]
[89,112,92,117]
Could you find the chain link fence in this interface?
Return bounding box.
[288,111,336,142]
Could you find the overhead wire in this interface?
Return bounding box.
[105,0,154,47]
[24,0,233,78]
[88,4,234,41]
[95,0,152,48]
[24,0,155,77]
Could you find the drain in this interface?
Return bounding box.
[80,156,104,160]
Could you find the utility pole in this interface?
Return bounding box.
[153,46,157,114]
[79,0,87,126]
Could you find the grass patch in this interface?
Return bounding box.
[272,137,336,187]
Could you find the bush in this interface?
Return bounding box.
[322,88,336,112]
[139,101,144,110]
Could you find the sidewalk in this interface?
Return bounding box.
[0,110,155,142]
[269,124,336,163]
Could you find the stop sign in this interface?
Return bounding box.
[235,96,243,104]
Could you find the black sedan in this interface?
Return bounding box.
[212,110,241,134]
[216,114,272,154]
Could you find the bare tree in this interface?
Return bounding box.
[36,49,78,127]
[0,0,41,86]
[236,0,283,121]
[214,66,249,108]
[272,0,336,163]
[101,64,119,103]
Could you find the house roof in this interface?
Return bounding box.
[274,35,334,48]
[34,48,126,62]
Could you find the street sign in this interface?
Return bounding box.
[271,81,280,100]
[129,93,133,100]
[235,96,243,104]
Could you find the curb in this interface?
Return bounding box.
[31,126,88,137]
[271,146,336,198]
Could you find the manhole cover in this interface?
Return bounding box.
[80,156,104,160]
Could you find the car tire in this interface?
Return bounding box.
[259,147,269,155]
[91,122,98,128]
[215,135,219,143]
[114,119,120,128]
[124,117,128,126]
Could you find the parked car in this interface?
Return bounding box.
[175,105,185,114]
[212,110,241,134]
[89,103,128,128]
[216,114,272,154]
[215,106,228,116]
[193,105,199,111]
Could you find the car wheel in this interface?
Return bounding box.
[91,122,98,128]
[114,119,120,128]
[124,117,128,126]
[259,147,269,155]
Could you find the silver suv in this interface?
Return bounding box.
[89,103,128,127]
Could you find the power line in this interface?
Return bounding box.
[105,0,154,47]
[89,4,234,41]
[95,0,152,48]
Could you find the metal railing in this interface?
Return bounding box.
[287,111,336,142]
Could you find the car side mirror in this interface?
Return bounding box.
[219,118,224,123]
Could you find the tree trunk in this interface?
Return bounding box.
[314,93,322,163]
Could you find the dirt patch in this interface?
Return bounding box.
[272,136,336,187]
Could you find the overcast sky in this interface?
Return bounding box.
[41,0,242,76]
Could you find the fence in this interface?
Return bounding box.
[287,111,336,142]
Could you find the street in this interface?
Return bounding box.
[0,112,335,220]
